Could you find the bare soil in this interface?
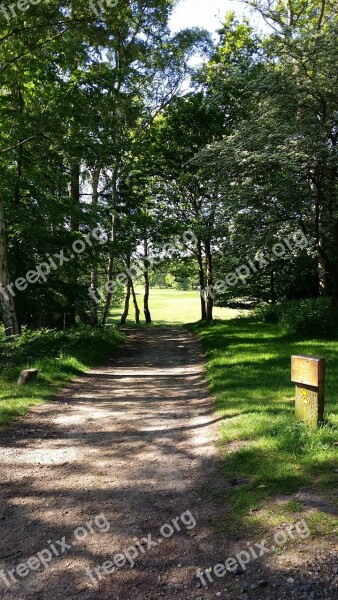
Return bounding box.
[0,327,336,600]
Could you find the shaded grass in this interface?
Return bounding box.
[187,317,338,534]
[0,326,125,430]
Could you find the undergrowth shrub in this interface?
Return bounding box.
[255,298,338,336]
[0,325,123,372]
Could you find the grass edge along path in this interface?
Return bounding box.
[0,326,125,430]
[187,317,338,538]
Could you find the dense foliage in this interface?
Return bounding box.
[256,298,338,337]
[0,325,123,371]
[1,0,338,331]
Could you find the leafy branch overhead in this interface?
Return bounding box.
[0,0,337,332]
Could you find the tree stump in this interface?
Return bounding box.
[17,369,39,385]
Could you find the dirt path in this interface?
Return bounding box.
[0,327,337,600]
[0,328,227,600]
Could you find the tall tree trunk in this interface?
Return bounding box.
[101,169,118,326]
[70,163,80,232]
[315,187,327,297]
[143,238,152,323]
[0,200,20,337]
[130,280,140,324]
[270,269,276,304]
[66,49,81,328]
[331,267,338,310]
[205,240,213,321]
[120,280,131,325]
[318,256,327,297]
[196,240,207,321]
[14,83,23,209]
[64,161,80,328]
[330,220,338,311]
[100,39,123,325]
[12,82,24,330]
[101,253,114,326]
[89,166,101,326]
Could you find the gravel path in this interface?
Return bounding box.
[0,327,336,600]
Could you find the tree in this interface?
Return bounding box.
[0,0,207,333]
[194,3,338,309]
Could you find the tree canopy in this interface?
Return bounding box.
[1,0,337,332]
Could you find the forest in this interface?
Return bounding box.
[0,4,338,598]
[1,0,338,335]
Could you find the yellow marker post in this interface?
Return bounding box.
[291,355,326,427]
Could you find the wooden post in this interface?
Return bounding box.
[291,355,325,427]
[17,369,39,385]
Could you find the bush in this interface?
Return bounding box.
[255,303,280,323]
[255,298,338,336]
[0,325,124,373]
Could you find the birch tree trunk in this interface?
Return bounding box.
[318,256,327,297]
[120,280,131,325]
[205,239,213,321]
[130,280,140,324]
[143,238,152,323]
[196,240,207,321]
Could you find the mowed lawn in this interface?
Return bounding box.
[188,318,338,536]
[109,287,245,325]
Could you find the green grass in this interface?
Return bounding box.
[188,317,338,535]
[109,287,246,325]
[2,293,337,541]
[0,326,124,430]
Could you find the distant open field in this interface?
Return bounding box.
[109,287,246,325]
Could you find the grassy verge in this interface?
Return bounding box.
[0,326,125,429]
[188,317,338,536]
